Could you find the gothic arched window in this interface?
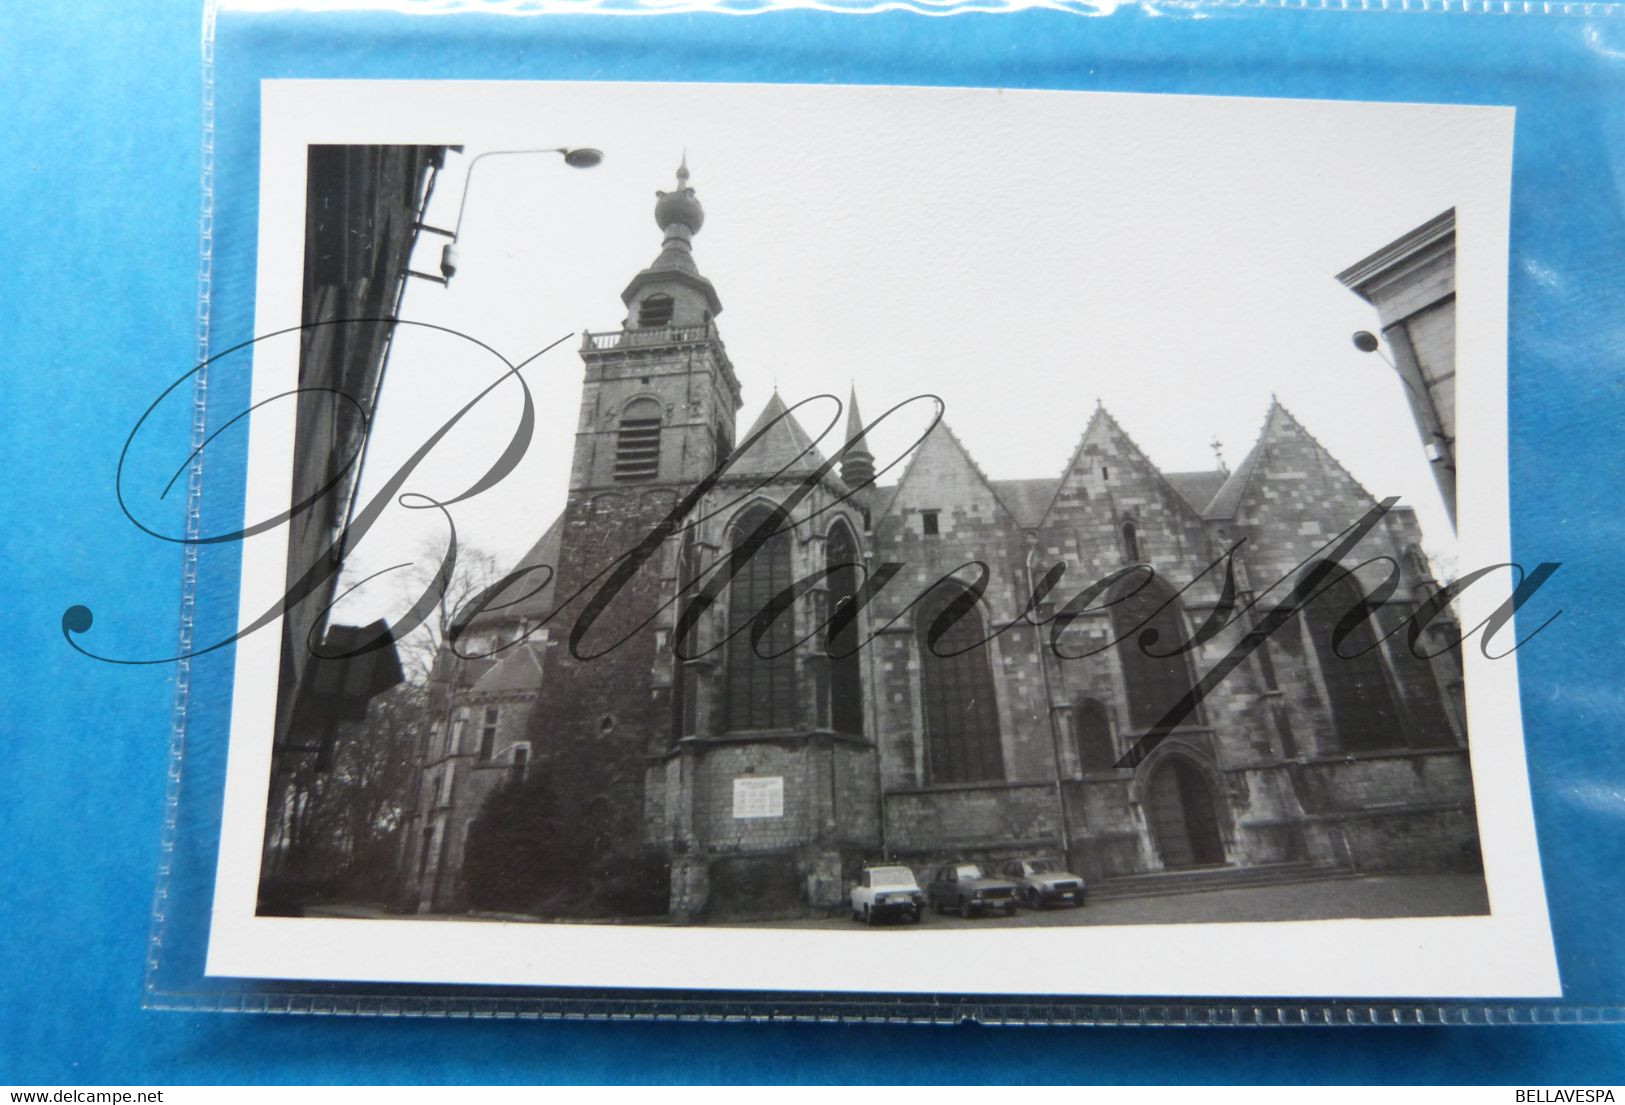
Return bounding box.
[725,506,798,731]
[1110,578,1198,732]
[638,293,674,327]
[614,397,662,482]
[1074,697,1116,772]
[918,585,1004,784]
[826,522,864,735]
[1302,563,1404,753]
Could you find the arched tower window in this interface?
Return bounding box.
[1110,578,1198,732]
[1122,520,1141,564]
[826,522,863,735]
[1074,697,1116,772]
[637,293,674,328]
[613,398,662,482]
[1302,563,1404,753]
[725,507,798,731]
[918,585,1004,784]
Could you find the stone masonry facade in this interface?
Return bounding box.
[400,163,1478,918]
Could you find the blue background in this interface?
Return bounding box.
[5,0,1625,1084]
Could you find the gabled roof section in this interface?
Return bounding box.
[1203,399,1377,520]
[470,640,546,696]
[874,419,1024,529]
[1048,403,1212,527]
[729,390,830,478]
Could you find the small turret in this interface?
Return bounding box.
[841,386,877,523]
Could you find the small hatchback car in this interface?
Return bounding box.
[1003,857,1086,908]
[849,865,926,925]
[926,863,1020,917]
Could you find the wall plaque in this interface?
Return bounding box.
[732,776,784,820]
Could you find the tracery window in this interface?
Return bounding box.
[1110,578,1198,732]
[827,522,864,735]
[725,506,798,731]
[1302,563,1405,753]
[918,585,1004,784]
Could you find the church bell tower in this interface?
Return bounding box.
[568,156,742,493]
[528,160,742,907]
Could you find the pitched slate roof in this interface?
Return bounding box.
[730,390,829,478]
[470,641,546,696]
[991,478,1061,529]
[472,509,566,625]
[1203,435,1265,520]
[1164,470,1229,517]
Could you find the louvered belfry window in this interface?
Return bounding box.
[638,293,674,327]
[725,507,798,731]
[918,586,1004,784]
[614,398,663,482]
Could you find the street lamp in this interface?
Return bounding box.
[1352,329,1452,464]
[408,146,603,285]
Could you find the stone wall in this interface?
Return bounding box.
[884,783,1060,854]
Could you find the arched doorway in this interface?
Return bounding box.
[1145,758,1225,868]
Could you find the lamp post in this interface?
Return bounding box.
[408,145,604,285]
[1352,328,1456,527]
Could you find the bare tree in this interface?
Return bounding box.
[393,535,504,683]
[260,680,428,909]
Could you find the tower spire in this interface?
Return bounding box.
[841,384,876,493]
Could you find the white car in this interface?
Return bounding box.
[849,865,925,925]
[1003,857,1086,908]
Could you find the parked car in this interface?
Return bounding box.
[849,865,925,924]
[926,863,1019,917]
[1003,857,1086,908]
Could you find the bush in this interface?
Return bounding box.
[460,774,582,912]
[460,775,671,918]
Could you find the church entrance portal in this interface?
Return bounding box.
[1146,758,1225,868]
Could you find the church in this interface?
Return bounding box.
[399,161,1479,920]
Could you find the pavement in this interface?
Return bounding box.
[727,873,1490,929]
[307,873,1490,929]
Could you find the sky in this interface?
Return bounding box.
[325,81,1511,625]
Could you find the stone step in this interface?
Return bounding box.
[1089,861,1355,901]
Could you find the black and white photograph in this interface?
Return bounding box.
[207,80,1556,998]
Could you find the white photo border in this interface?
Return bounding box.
[206,79,1559,999]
